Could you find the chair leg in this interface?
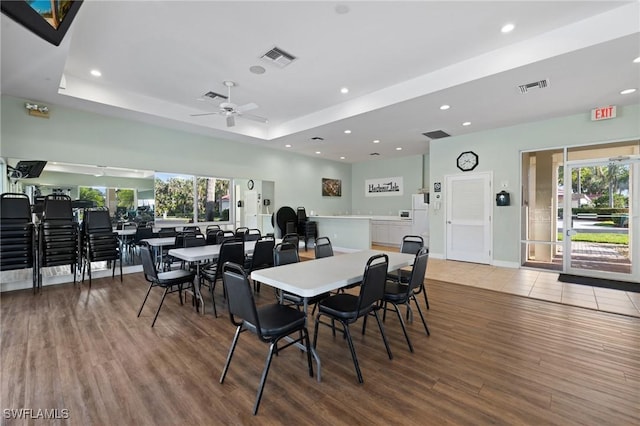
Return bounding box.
[178,284,184,305]
[220,325,242,384]
[253,341,277,415]
[372,310,393,360]
[391,302,413,352]
[423,285,430,310]
[411,294,430,336]
[151,287,169,327]
[342,323,364,384]
[137,283,154,317]
[302,328,314,378]
[210,280,218,318]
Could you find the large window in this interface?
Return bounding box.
[155,172,231,223]
[79,186,106,207]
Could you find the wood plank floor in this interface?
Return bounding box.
[1,270,639,425]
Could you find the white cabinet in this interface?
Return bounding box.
[372,220,412,246]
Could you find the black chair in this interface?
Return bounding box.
[382,247,430,352]
[222,230,236,242]
[182,225,202,234]
[313,253,392,384]
[0,193,36,291]
[137,245,196,327]
[282,233,300,252]
[274,242,329,312]
[38,195,78,288]
[200,240,245,317]
[219,262,313,415]
[82,208,122,287]
[387,235,430,309]
[206,229,224,245]
[245,237,275,293]
[296,207,317,251]
[206,224,221,233]
[314,236,333,259]
[245,228,261,242]
[132,225,154,258]
[235,227,249,240]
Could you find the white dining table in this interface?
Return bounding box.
[250,249,415,381]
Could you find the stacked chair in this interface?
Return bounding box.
[38,195,79,288]
[82,208,122,287]
[0,193,36,292]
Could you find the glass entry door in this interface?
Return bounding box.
[563,158,637,281]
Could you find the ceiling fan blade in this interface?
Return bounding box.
[226,115,236,127]
[190,112,219,117]
[239,113,268,124]
[235,102,258,113]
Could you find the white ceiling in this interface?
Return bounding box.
[2,1,639,163]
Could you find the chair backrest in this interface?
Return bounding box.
[83,209,112,231]
[139,244,159,282]
[222,230,237,242]
[206,224,221,233]
[123,222,138,230]
[42,195,73,221]
[216,240,246,278]
[245,228,261,242]
[206,229,224,245]
[183,225,201,234]
[133,225,154,243]
[1,193,32,220]
[314,236,333,259]
[282,233,299,252]
[297,207,307,223]
[407,247,429,294]
[222,262,261,332]
[400,235,424,255]
[273,242,299,266]
[235,227,249,239]
[184,233,206,247]
[250,238,275,270]
[158,227,177,237]
[356,254,389,315]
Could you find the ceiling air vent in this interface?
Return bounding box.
[202,91,227,100]
[518,79,550,94]
[261,46,297,68]
[370,152,380,156]
[311,137,324,141]
[422,130,450,139]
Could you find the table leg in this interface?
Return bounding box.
[303,298,322,382]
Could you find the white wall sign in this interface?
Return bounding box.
[365,176,403,197]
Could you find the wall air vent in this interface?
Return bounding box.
[202,91,227,100]
[422,130,450,139]
[518,79,549,94]
[261,46,297,68]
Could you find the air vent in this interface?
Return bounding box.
[518,79,549,94]
[370,152,380,156]
[422,130,450,139]
[261,46,297,68]
[311,137,324,141]
[203,91,227,100]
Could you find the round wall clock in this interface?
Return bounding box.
[456,151,479,172]
[247,179,254,190]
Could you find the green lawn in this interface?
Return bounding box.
[557,233,629,244]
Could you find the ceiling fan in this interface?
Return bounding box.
[191,80,268,127]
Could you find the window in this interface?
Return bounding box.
[79,186,106,207]
[197,176,231,222]
[154,172,231,223]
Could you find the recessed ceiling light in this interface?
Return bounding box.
[373,139,380,144]
[344,130,351,134]
[90,69,102,77]
[315,151,321,154]
[340,87,349,94]
[285,144,292,148]
[440,104,450,110]
[396,147,402,151]
[620,88,637,95]
[340,156,346,160]
[501,23,515,33]
[249,65,266,74]
[633,57,640,63]
[462,121,471,126]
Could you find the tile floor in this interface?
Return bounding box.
[425,257,640,318]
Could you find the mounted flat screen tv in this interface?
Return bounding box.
[14,160,47,178]
[1,0,83,46]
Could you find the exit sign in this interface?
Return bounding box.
[591,105,617,121]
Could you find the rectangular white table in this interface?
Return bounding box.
[251,249,415,381]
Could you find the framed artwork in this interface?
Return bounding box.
[322,178,342,197]
[365,176,403,197]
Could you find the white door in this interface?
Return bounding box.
[244,190,258,229]
[445,172,492,263]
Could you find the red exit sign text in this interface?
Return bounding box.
[591,105,616,121]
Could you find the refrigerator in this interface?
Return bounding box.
[411,194,429,246]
